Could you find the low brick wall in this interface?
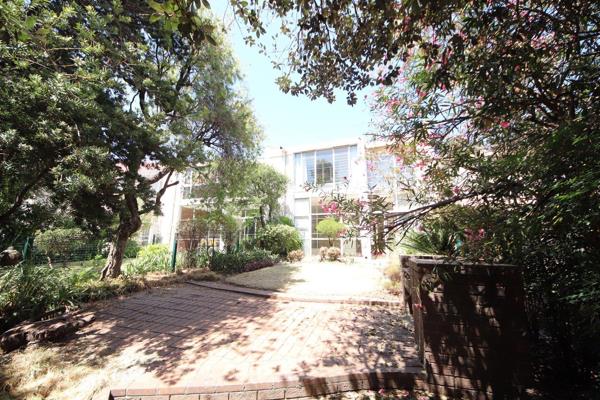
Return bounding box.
[403,256,529,399]
[110,370,426,400]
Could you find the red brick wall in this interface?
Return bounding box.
[404,257,529,399]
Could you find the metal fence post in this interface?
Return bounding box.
[22,237,31,260]
[170,238,178,272]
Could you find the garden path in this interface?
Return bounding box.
[59,284,419,398]
[224,260,396,301]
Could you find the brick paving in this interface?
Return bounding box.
[73,284,420,397]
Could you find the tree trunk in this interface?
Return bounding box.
[259,205,266,228]
[101,228,130,279]
[101,193,141,280]
[100,171,176,280]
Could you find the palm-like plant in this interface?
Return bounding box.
[401,220,462,257]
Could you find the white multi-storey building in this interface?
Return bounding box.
[142,137,410,259]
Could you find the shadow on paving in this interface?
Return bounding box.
[50,284,420,392]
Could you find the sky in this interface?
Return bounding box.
[212,4,374,151]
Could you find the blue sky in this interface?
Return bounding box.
[213,5,374,150]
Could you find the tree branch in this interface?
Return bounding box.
[0,165,52,224]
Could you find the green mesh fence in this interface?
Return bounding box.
[2,238,144,268]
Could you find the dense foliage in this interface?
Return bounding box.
[235,0,600,394]
[208,248,277,274]
[0,263,137,333]
[0,0,260,279]
[124,244,171,276]
[316,218,346,246]
[254,224,302,257]
[33,228,89,266]
[195,162,288,229]
[0,258,218,333]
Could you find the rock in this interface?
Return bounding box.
[0,246,22,266]
[0,311,95,352]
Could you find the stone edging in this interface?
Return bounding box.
[186,281,403,307]
[110,368,426,399]
[0,311,95,353]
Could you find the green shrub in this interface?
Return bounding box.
[180,249,211,270]
[316,218,346,246]
[124,240,141,258]
[124,244,170,276]
[287,249,304,262]
[276,216,294,226]
[0,264,63,332]
[34,228,89,266]
[255,224,302,256]
[209,249,277,274]
[0,263,100,332]
[0,257,218,334]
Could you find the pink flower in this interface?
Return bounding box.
[378,388,386,395]
[500,121,510,129]
[398,389,410,398]
[452,186,461,195]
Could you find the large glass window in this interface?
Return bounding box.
[311,198,340,255]
[294,145,358,186]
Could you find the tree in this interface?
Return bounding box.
[0,0,216,227]
[234,0,600,393]
[0,1,260,278]
[245,164,288,228]
[198,161,288,228]
[316,217,345,246]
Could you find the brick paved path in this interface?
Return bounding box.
[74,284,419,396]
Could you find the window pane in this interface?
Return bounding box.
[316,149,333,184]
[294,198,310,216]
[304,151,315,184]
[334,147,349,183]
[367,153,395,189]
[349,145,358,162]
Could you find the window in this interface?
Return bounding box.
[367,153,395,190]
[316,149,333,184]
[181,169,206,199]
[310,198,340,255]
[294,145,358,186]
[305,152,315,185]
[334,147,348,183]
